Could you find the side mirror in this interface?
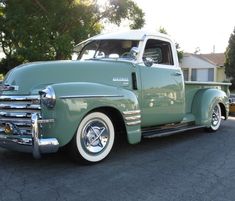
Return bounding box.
[130,47,139,59]
[143,57,154,67]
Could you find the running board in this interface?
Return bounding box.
[142,125,205,138]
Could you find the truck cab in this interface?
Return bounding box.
[0,30,231,163]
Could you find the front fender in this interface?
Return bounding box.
[41,82,141,146]
[192,88,229,126]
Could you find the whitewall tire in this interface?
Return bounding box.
[71,112,115,163]
[207,103,222,132]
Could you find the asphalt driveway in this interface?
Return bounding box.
[0,117,235,201]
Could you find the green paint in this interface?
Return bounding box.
[0,59,230,147]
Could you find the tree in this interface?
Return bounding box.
[225,27,235,89]
[159,26,167,34]
[0,0,145,74]
[158,27,184,62]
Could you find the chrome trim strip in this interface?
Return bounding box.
[0,111,31,118]
[123,110,141,115]
[0,95,40,101]
[185,81,232,86]
[0,135,60,154]
[31,113,59,158]
[123,110,141,126]
[60,95,123,99]
[0,113,58,157]
[124,115,141,121]
[0,118,54,124]
[38,119,55,123]
[0,104,41,110]
[0,118,31,123]
[0,95,41,136]
[126,120,141,126]
[32,113,40,158]
[0,121,31,127]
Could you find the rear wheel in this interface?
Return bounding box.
[70,112,115,163]
[206,103,222,132]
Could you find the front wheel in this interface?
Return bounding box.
[70,112,115,164]
[206,103,222,132]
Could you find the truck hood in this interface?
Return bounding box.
[1,60,134,95]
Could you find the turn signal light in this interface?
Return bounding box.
[4,123,14,135]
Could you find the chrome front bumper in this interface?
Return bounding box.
[0,113,59,158]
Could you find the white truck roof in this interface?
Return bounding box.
[90,29,172,41]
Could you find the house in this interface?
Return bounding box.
[180,53,227,82]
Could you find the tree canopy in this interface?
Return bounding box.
[225,27,235,89]
[0,0,145,74]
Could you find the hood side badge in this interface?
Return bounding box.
[0,84,19,91]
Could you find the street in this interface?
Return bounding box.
[0,117,235,201]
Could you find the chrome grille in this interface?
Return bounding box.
[0,95,41,135]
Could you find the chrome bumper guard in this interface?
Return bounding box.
[0,113,59,159]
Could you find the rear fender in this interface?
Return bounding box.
[192,88,229,126]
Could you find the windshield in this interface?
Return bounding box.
[73,40,139,60]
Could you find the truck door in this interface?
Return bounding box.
[139,38,185,127]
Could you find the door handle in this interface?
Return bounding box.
[173,72,182,76]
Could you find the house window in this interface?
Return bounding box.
[208,68,214,81]
[191,68,214,82]
[182,69,189,81]
[191,69,197,81]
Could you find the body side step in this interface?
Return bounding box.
[142,125,205,138]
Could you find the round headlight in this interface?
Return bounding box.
[39,86,56,108]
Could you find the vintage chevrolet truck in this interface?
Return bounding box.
[0,30,231,163]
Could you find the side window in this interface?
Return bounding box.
[143,39,174,65]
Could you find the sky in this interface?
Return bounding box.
[104,0,235,54]
[1,0,234,57]
[134,0,235,53]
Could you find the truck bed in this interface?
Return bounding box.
[185,81,231,114]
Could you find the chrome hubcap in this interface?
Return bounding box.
[212,105,220,126]
[81,119,109,155]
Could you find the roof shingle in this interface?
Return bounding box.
[199,53,225,66]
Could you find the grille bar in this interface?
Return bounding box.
[0,95,41,136]
[0,95,40,101]
[0,111,32,118]
[0,103,41,110]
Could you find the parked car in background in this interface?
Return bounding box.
[229,95,235,113]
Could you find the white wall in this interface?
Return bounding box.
[181,54,215,69]
[180,54,216,82]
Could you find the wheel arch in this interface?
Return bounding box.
[88,106,128,143]
[41,82,141,147]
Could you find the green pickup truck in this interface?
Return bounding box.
[0,30,231,163]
